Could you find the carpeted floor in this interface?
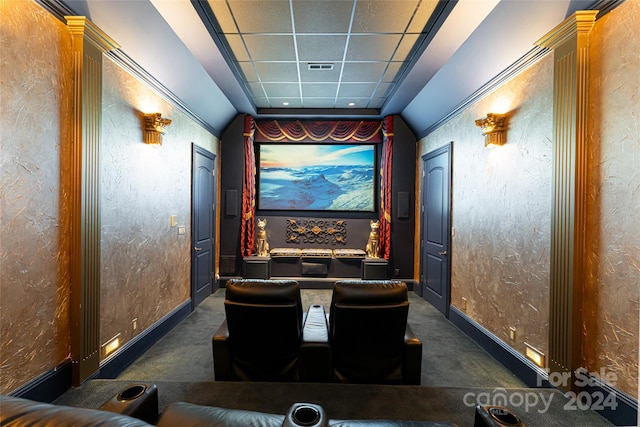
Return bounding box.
[54,289,614,426]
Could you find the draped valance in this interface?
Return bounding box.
[254,120,383,143]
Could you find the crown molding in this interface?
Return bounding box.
[417,46,550,139]
[104,50,220,137]
[36,0,219,138]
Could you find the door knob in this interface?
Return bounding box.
[438,251,447,256]
[194,247,202,251]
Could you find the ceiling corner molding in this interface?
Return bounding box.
[35,0,75,21]
[105,50,220,137]
[416,46,551,139]
[589,0,627,17]
[256,108,382,120]
[36,0,221,137]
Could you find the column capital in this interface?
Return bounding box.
[65,16,119,52]
[535,10,598,49]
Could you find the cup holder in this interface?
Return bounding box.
[292,405,321,426]
[117,385,147,402]
[488,407,520,426]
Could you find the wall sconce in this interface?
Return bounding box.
[475,113,507,147]
[143,113,172,145]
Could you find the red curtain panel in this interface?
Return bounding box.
[240,115,256,257]
[379,116,393,259]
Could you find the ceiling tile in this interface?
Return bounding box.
[393,34,420,61]
[303,98,337,108]
[341,62,387,83]
[262,82,301,98]
[270,98,303,108]
[247,82,265,98]
[382,62,404,82]
[236,62,258,81]
[346,34,402,61]
[244,35,296,61]
[352,1,420,33]
[407,0,440,33]
[335,98,370,108]
[206,1,236,33]
[254,62,299,82]
[301,83,338,97]
[254,97,271,108]
[368,98,386,109]
[225,1,292,33]
[296,35,348,62]
[338,83,377,98]
[225,35,250,61]
[374,82,393,98]
[292,0,354,33]
[299,65,343,83]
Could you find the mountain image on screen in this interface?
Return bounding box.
[259,165,374,211]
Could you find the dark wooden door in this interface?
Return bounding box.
[192,145,216,308]
[420,143,451,316]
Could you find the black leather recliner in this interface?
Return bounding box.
[213,279,304,381]
[328,280,422,385]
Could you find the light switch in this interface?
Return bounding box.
[170,215,178,227]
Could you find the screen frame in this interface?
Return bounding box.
[255,142,379,214]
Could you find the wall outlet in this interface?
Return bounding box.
[461,297,467,311]
[509,327,517,341]
[132,318,138,331]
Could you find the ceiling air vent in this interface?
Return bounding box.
[308,63,334,71]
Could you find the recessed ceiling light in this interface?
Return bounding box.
[283,102,289,106]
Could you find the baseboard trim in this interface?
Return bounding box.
[11,300,193,402]
[449,306,549,388]
[449,306,638,426]
[580,369,638,426]
[10,359,73,402]
[97,300,192,379]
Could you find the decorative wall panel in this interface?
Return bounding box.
[584,0,639,398]
[0,0,73,394]
[418,54,554,363]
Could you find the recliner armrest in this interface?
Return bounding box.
[402,323,423,385]
[299,304,332,382]
[212,319,233,381]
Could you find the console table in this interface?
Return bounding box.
[361,258,389,280]
[242,256,271,279]
[242,252,389,281]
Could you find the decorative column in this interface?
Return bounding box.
[535,11,597,391]
[66,16,119,385]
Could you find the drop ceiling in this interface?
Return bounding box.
[199,0,442,111]
[53,0,607,138]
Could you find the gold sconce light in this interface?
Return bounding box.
[475,113,507,147]
[143,113,172,145]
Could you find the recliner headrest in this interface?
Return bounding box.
[332,280,408,305]
[226,279,300,305]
